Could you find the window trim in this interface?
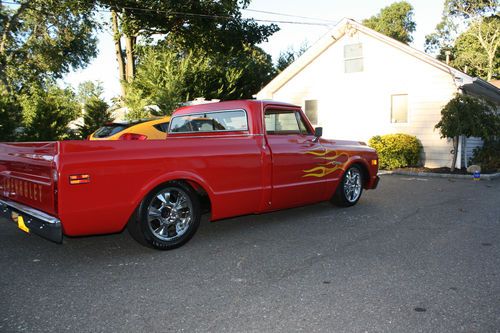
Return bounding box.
[168,109,249,134]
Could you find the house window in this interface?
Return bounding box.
[304,100,318,125]
[391,94,408,123]
[344,43,363,73]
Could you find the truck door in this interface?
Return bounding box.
[264,108,327,210]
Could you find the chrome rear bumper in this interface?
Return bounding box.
[0,199,62,243]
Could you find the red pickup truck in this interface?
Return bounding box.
[0,100,379,250]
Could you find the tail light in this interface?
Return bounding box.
[118,133,148,140]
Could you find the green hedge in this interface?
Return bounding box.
[368,133,421,170]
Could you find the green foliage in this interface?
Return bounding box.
[75,81,111,139]
[100,0,278,49]
[362,1,416,44]
[101,0,279,99]
[18,85,80,141]
[435,94,499,140]
[368,133,422,169]
[445,0,498,18]
[77,81,105,105]
[453,17,499,79]
[276,43,309,73]
[471,140,500,172]
[125,42,275,118]
[78,96,111,139]
[0,0,98,93]
[0,91,21,141]
[0,1,98,142]
[424,0,499,80]
[424,17,457,54]
[74,81,112,139]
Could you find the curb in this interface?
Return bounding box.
[378,170,500,181]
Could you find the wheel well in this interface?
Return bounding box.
[351,162,370,188]
[178,179,212,214]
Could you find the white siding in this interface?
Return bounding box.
[465,137,484,166]
[259,30,459,168]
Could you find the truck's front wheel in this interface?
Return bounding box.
[332,165,363,207]
[129,182,201,250]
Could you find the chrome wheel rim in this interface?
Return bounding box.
[147,187,193,241]
[344,168,362,203]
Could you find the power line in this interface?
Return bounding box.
[114,6,333,26]
[2,1,335,27]
[242,8,337,24]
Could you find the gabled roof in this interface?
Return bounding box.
[258,18,500,101]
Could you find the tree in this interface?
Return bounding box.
[0,89,21,141]
[19,85,80,141]
[362,1,416,44]
[76,81,111,139]
[453,17,500,79]
[99,0,278,100]
[78,96,111,139]
[0,1,99,142]
[0,0,98,93]
[276,43,309,73]
[77,80,105,105]
[425,0,499,80]
[124,41,275,118]
[435,94,499,171]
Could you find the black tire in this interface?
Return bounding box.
[332,165,364,207]
[128,181,201,250]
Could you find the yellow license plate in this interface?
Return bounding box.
[17,215,30,233]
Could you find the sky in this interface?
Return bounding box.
[63,0,445,102]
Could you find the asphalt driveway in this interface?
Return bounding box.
[1,175,499,332]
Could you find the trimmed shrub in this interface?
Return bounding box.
[470,140,500,172]
[368,133,421,170]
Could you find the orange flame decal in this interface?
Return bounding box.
[303,150,349,178]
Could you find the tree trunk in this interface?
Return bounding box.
[486,52,493,81]
[451,136,459,172]
[125,35,136,83]
[111,10,126,98]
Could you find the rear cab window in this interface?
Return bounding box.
[169,110,248,133]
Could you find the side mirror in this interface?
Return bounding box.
[313,127,322,142]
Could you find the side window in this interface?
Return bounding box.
[265,110,312,135]
[169,110,248,133]
[153,122,170,133]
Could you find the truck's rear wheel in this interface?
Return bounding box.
[128,182,201,250]
[332,165,363,207]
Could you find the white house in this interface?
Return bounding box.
[257,18,500,168]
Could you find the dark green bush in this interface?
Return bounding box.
[471,140,500,172]
[368,133,422,170]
